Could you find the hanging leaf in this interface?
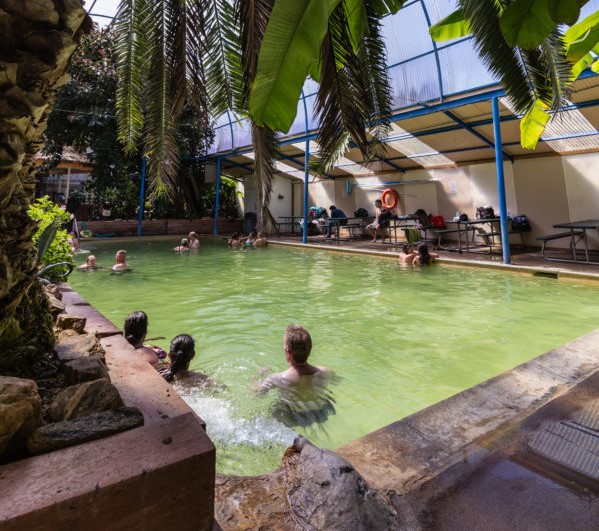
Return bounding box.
[570,52,595,80]
[499,0,557,49]
[368,0,407,17]
[250,0,342,132]
[564,9,599,63]
[429,9,472,42]
[520,100,550,150]
[344,0,368,52]
[547,0,581,25]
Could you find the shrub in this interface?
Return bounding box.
[28,196,74,280]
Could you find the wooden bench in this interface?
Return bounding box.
[537,231,584,259]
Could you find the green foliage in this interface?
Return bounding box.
[44,27,137,192]
[204,177,242,219]
[428,9,471,42]
[28,197,74,278]
[520,99,551,149]
[429,1,599,151]
[250,0,341,132]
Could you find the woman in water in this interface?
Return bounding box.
[123,310,166,368]
[160,334,210,384]
[412,243,439,266]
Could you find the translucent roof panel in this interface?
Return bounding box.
[86,0,120,26]
[84,0,599,162]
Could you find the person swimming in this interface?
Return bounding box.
[256,324,338,427]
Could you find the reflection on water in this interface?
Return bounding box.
[68,237,599,475]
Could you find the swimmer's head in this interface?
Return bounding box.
[284,324,312,364]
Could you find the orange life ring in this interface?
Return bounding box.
[381,188,399,209]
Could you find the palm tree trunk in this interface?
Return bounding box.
[0,1,90,373]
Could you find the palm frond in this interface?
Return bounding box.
[114,0,151,153]
[531,30,572,112]
[203,0,244,116]
[166,0,207,119]
[143,0,180,200]
[459,0,534,114]
[238,0,275,110]
[315,3,390,171]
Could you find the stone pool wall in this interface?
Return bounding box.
[82,218,243,238]
[0,285,216,531]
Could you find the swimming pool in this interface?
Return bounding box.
[69,237,599,475]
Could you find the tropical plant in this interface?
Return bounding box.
[113,0,407,229]
[429,0,599,149]
[203,176,242,219]
[28,197,75,280]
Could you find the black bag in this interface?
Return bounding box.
[354,208,369,217]
[511,214,531,232]
[477,206,495,219]
[414,208,430,228]
[459,213,469,222]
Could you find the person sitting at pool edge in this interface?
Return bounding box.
[174,238,190,252]
[188,231,200,249]
[412,243,439,266]
[254,231,267,247]
[112,249,129,271]
[123,310,166,368]
[324,205,348,238]
[366,199,391,243]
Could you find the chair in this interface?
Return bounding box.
[36,221,74,284]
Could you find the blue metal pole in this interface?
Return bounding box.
[303,140,310,243]
[137,156,147,237]
[492,97,511,264]
[214,158,221,236]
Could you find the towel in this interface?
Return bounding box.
[406,227,420,243]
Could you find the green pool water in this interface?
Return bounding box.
[68,237,599,475]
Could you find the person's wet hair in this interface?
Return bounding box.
[124,310,148,345]
[419,244,431,265]
[284,324,312,364]
[162,334,196,382]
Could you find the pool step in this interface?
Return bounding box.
[527,399,599,480]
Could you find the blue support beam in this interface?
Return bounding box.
[214,158,221,236]
[442,110,514,163]
[492,97,511,265]
[137,156,147,238]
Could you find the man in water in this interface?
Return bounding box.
[112,249,129,271]
[256,325,337,427]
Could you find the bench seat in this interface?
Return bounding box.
[537,231,584,260]
[536,231,583,242]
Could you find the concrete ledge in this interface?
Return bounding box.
[336,328,599,494]
[0,413,215,531]
[0,289,216,530]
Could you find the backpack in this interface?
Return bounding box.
[511,214,531,232]
[354,208,369,218]
[429,215,446,229]
[476,206,495,219]
[414,208,430,228]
